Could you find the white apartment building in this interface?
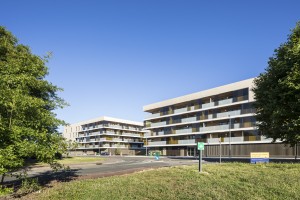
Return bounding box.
[63,116,146,155]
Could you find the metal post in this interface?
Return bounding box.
[229,115,231,159]
[146,138,148,156]
[199,149,203,172]
[219,138,222,163]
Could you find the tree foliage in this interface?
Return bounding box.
[253,22,300,146]
[0,26,68,185]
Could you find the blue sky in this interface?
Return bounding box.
[1,1,299,125]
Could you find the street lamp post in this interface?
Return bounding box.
[229,115,231,159]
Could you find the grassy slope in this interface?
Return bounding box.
[34,163,300,200]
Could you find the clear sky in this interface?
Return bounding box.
[0,0,299,126]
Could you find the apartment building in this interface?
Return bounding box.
[63,116,145,155]
[143,78,298,157]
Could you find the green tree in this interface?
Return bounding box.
[253,22,300,147]
[0,26,68,186]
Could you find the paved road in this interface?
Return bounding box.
[3,157,200,184]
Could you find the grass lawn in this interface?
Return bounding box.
[31,163,300,200]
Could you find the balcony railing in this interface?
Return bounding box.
[218,98,233,106]
[200,123,241,132]
[208,136,243,143]
[151,121,167,127]
[175,128,192,134]
[174,107,188,114]
[202,102,214,109]
[178,139,196,144]
[144,133,152,137]
[216,110,241,118]
[146,113,161,118]
[148,141,166,145]
[181,116,197,123]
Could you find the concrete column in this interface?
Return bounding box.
[180,148,185,156]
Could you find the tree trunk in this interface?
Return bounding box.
[295,143,298,160]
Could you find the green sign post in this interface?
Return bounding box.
[197,142,204,172]
[198,142,204,151]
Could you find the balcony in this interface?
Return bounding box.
[216,110,241,118]
[218,98,233,106]
[208,136,243,143]
[148,141,167,145]
[178,139,196,144]
[200,123,241,132]
[154,131,165,136]
[151,121,167,127]
[108,125,123,129]
[181,116,197,123]
[174,107,188,114]
[202,102,214,109]
[146,112,161,118]
[111,145,126,148]
[144,133,152,137]
[104,131,117,135]
[122,132,141,137]
[90,131,101,136]
[128,139,141,143]
[112,138,127,142]
[175,128,192,134]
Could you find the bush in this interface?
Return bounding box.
[16,178,41,196]
[0,187,13,197]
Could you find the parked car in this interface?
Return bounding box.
[100,152,109,156]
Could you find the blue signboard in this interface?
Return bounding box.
[250,158,269,164]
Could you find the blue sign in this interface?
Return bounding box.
[250,158,269,164]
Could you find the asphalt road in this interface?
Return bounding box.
[3,156,200,184]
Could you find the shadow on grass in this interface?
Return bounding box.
[3,168,79,198]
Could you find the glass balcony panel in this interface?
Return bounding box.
[148,141,167,145]
[223,136,243,142]
[146,112,161,118]
[181,116,197,123]
[151,121,167,127]
[175,128,192,134]
[178,139,196,144]
[202,102,214,109]
[218,98,233,106]
[174,107,188,114]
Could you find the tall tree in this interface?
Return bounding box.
[253,22,300,147]
[0,26,68,185]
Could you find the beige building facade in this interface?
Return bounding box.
[143,78,299,157]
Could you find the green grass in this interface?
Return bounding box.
[32,163,300,200]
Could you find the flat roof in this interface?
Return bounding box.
[143,78,255,112]
[68,116,143,127]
